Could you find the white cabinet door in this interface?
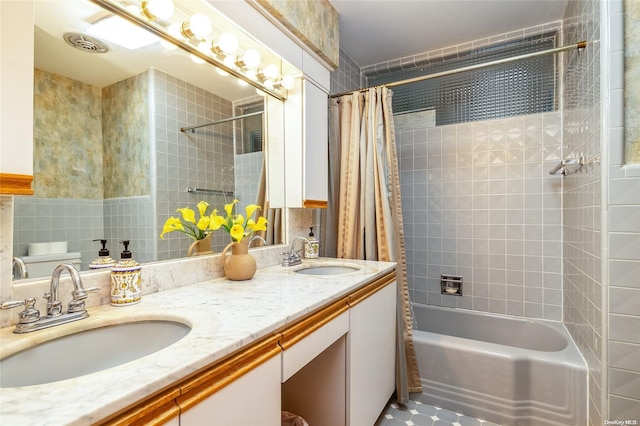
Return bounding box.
[1,0,34,178]
[180,355,281,426]
[302,79,329,206]
[284,78,329,208]
[348,281,397,426]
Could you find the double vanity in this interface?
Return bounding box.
[0,258,397,426]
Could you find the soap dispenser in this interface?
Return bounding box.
[89,239,116,270]
[110,240,142,306]
[304,227,319,259]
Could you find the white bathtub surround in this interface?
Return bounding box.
[397,111,563,320]
[0,258,395,425]
[412,303,587,426]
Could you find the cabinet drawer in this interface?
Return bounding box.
[282,311,349,382]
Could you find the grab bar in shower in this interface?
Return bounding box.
[549,157,583,175]
[549,153,600,176]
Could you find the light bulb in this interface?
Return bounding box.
[237,49,260,69]
[237,79,248,87]
[282,74,296,90]
[216,67,229,76]
[256,88,267,97]
[262,64,279,80]
[182,13,211,39]
[191,14,211,38]
[217,32,238,55]
[141,0,174,20]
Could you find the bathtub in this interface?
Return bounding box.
[412,303,587,426]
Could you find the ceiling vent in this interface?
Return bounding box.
[63,33,110,54]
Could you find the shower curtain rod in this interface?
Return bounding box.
[329,41,587,99]
[180,111,263,133]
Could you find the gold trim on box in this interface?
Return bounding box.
[0,173,33,195]
[303,199,328,209]
[96,386,182,426]
[347,271,396,308]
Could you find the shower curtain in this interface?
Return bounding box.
[324,87,422,402]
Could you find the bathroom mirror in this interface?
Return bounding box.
[12,0,285,280]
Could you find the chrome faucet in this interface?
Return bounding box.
[1,263,100,334]
[282,236,311,267]
[12,257,29,279]
[45,263,97,316]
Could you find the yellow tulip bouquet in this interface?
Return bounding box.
[160,199,267,242]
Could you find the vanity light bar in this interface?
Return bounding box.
[91,0,287,101]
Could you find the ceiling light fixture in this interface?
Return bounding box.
[87,14,159,50]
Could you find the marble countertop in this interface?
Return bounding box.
[0,258,395,425]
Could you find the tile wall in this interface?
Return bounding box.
[329,48,366,95]
[562,0,604,423]
[152,70,236,260]
[103,196,155,264]
[12,197,104,271]
[397,112,563,319]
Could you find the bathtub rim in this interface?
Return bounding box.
[411,303,588,369]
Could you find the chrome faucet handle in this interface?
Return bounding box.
[43,292,62,317]
[281,251,292,267]
[68,299,86,314]
[73,286,100,301]
[1,298,40,324]
[68,286,99,313]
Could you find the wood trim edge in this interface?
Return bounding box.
[96,386,181,426]
[0,173,33,195]
[278,296,349,351]
[302,199,327,209]
[347,270,396,308]
[176,333,281,412]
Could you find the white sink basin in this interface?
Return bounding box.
[0,320,191,388]
[295,264,361,275]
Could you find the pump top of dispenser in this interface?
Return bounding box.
[113,240,139,269]
[94,239,110,256]
[309,227,315,238]
[120,240,132,259]
[89,239,116,269]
